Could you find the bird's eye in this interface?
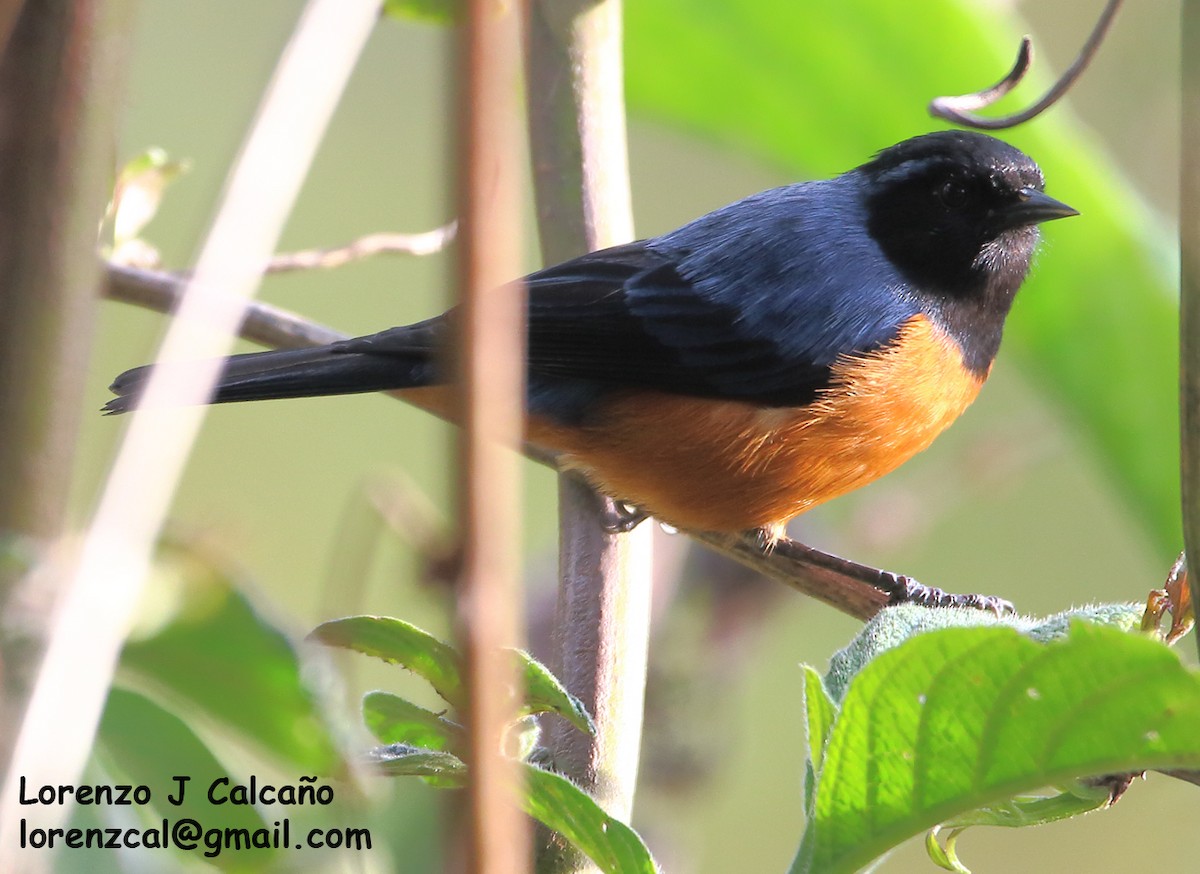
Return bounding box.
[937,179,969,209]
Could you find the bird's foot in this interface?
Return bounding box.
[877,572,1015,615]
[600,500,650,534]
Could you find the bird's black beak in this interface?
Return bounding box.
[992,188,1079,232]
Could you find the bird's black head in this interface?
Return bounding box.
[856,131,1076,373]
[858,130,1075,296]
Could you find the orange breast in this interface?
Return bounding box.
[530,315,985,534]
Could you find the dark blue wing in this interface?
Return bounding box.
[334,178,921,415]
[523,179,921,407]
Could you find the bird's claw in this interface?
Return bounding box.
[879,572,1015,615]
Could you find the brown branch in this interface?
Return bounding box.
[686,533,888,620]
[929,0,1123,130]
[526,2,650,858]
[102,260,906,622]
[105,263,345,349]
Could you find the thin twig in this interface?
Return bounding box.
[117,224,457,279]
[265,223,457,272]
[938,36,1033,114]
[929,0,1123,130]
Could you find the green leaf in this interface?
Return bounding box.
[523,763,657,874]
[794,622,1200,874]
[823,602,1145,704]
[925,782,1117,872]
[626,0,1180,553]
[96,687,270,872]
[318,618,596,735]
[366,745,656,871]
[802,665,836,816]
[311,616,466,708]
[941,784,1112,831]
[518,650,595,735]
[119,543,342,774]
[369,743,468,787]
[362,690,462,750]
[926,827,971,873]
[382,0,455,25]
[802,666,837,766]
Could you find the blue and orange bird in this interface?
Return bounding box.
[105,131,1077,543]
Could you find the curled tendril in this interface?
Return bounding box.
[929,0,1123,130]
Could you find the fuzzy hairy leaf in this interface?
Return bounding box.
[795,623,1200,873]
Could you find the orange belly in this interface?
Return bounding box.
[528,315,985,534]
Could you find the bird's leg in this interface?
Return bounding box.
[599,499,650,534]
[875,571,1015,615]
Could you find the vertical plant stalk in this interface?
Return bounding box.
[1182,0,1200,661]
[0,0,378,860]
[527,0,653,845]
[0,1,25,69]
[0,0,131,780]
[456,0,528,871]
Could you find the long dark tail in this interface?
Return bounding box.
[103,343,433,415]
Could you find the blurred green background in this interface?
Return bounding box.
[77,0,1193,871]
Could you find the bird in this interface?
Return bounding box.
[105,130,1077,543]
